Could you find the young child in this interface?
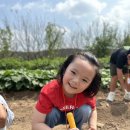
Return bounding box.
[0,95,14,130]
[32,52,101,130]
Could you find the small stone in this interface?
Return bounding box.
[97,122,104,128]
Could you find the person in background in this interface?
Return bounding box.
[106,48,130,102]
[32,52,101,130]
[0,95,14,130]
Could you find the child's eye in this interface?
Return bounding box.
[71,70,76,75]
[82,79,87,83]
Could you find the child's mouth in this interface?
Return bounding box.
[69,83,77,89]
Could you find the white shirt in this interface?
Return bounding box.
[0,95,14,130]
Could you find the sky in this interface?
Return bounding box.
[0,0,130,32]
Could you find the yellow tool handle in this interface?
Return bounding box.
[66,112,76,128]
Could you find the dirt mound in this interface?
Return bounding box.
[2,89,130,130]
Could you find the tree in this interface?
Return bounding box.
[123,24,130,47]
[86,22,119,58]
[0,25,12,58]
[12,13,46,60]
[45,22,66,57]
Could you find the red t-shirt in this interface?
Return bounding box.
[36,80,96,114]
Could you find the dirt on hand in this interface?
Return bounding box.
[2,89,130,130]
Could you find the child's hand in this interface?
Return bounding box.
[69,128,79,130]
[88,127,96,130]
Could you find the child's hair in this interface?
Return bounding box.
[56,52,101,97]
[127,49,130,55]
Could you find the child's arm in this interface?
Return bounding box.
[0,95,14,128]
[88,109,97,130]
[0,103,7,128]
[32,108,52,130]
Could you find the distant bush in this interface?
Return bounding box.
[0,57,65,70]
[98,57,110,69]
[0,58,22,69]
[0,56,109,70]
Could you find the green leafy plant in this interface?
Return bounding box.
[0,69,57,91]
[101,68,110,89]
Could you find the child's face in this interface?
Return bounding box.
[62,57,96,97]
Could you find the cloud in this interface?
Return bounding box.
[52,0,106,19]
[24,2,36,10]
[100,0,130,30]
[3,0,130,33]
[11,1,50,12]
[24,1,49,10]
[11,3,22,11]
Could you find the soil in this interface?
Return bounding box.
[2,88,130,130]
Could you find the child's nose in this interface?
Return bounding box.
[72,77,80,85]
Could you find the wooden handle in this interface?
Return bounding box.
[66,112,76,128]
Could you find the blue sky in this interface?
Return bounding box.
[0,0,130,31]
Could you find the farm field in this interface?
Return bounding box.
[3,89,130,130]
